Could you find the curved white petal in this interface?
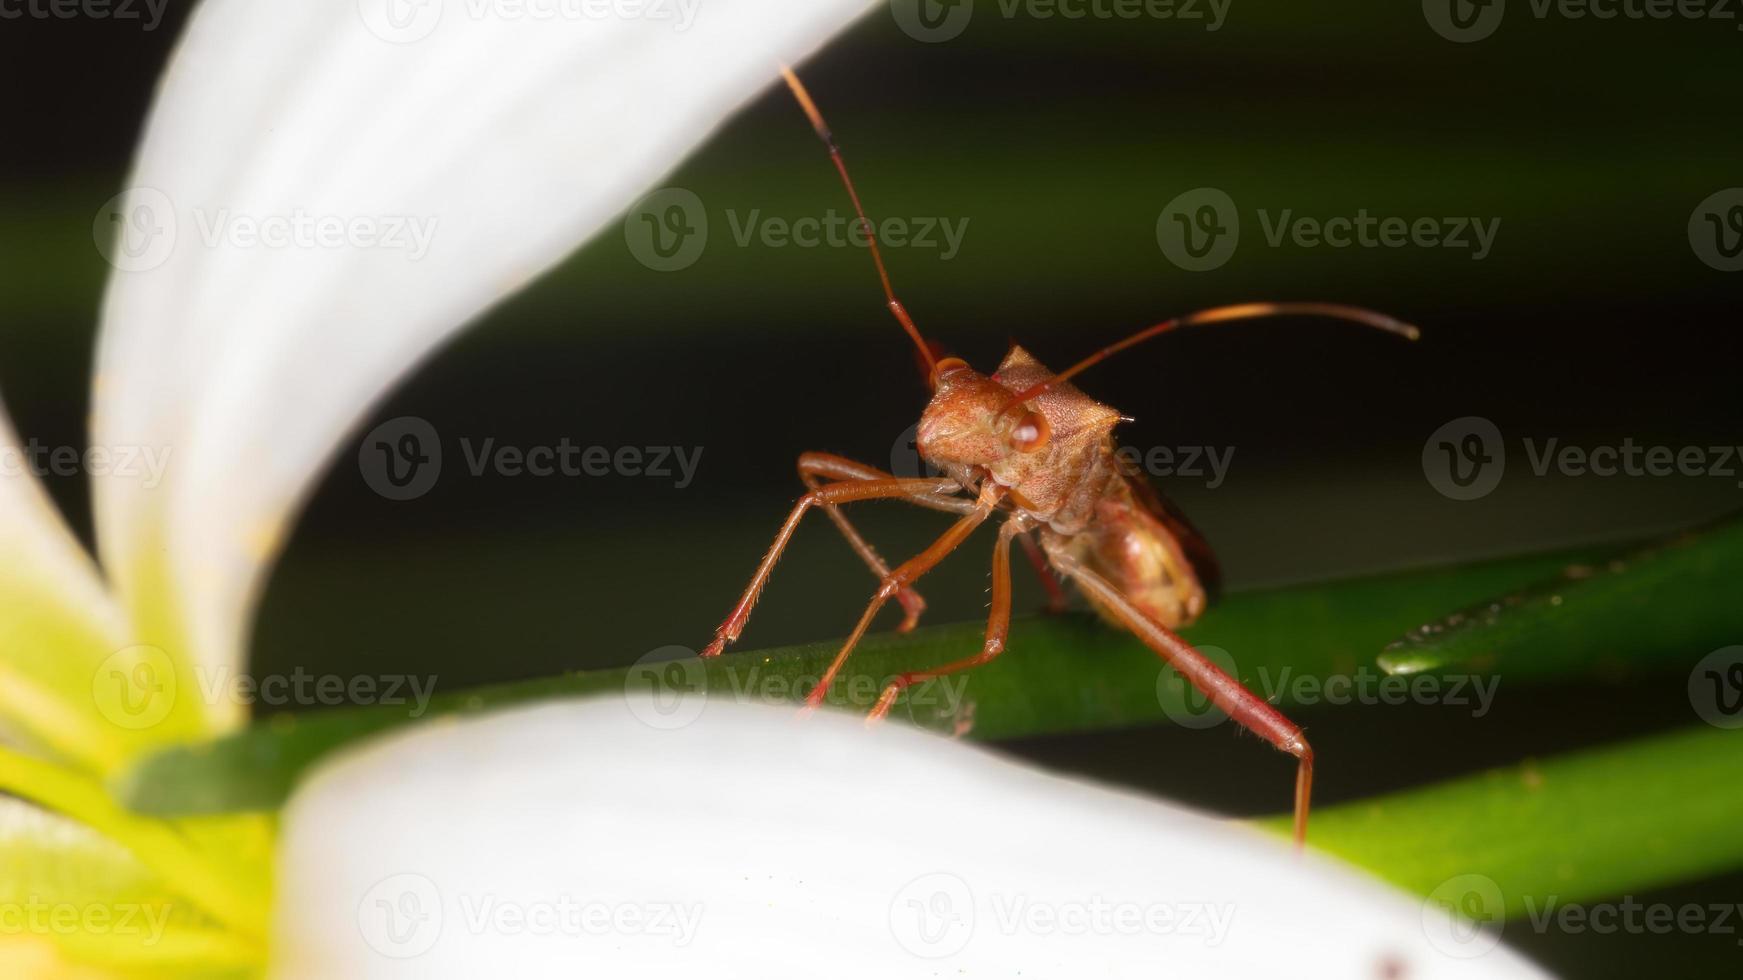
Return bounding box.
[0,397,149,768]
[274,698,1547,978]
[92,0,875,725]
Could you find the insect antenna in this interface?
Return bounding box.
[1000,301,1421,412]
[780,66,938,382]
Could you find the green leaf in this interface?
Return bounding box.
[1257,725,1743,918]
[120,545,1604,816]
[1379,514,1743,679]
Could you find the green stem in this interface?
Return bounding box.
[1380,513,1743,678]
[1255,726,1743,916]
[120,545,1605,816]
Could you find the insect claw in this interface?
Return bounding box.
[866,687,899,723]
[894,587,927,632]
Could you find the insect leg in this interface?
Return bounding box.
[867,518,1023,721]
[1048,551,1314,848]
[701,475,964,659]
[800,452,976,632]
[1016,530,1070,614]
[806,483,1002,707]
[798,452,977,515]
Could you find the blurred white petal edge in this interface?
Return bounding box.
[0,397,132,765]
[275,697,1549,979]
[90,0,875,725]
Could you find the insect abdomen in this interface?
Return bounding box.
[1044,481,1210,630]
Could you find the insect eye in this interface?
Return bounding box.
[1009,410,1051,453]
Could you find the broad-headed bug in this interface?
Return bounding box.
[700,68,1420,846]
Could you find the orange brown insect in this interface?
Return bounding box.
[701,67,1419,846]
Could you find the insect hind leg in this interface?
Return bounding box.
[1047,548,1315,848]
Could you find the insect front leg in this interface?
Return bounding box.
[806,483,1002,706]
[1047,550,1315,848]
[799,452,979,632]
[701,473,965,659]
[867,517,1026,722]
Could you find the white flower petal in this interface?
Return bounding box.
[91,0,875,722]
[0,397,145,768]
[274,698,1547,978]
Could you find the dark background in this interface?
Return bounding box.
[3,1,1741,974]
